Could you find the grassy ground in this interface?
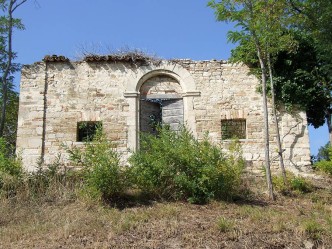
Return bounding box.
[1,174,331,249]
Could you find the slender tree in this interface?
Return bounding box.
[0,84,18,156]
[267,53,287,184]
[208,0,297,199]
[0,0,27,137]
[228,1,293,184]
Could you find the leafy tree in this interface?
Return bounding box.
[291,0,332,65]
[230,31,329,126]
[211,0,332,180]
[273,34,330,126]
[0,0,27,140]
[208,0,297,200]
[288,0,332,143]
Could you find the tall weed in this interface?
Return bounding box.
[22,155,80,203]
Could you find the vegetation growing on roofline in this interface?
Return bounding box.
[83,51,163,66]
[80,47,163,66]
[42,49,164,66]
[43,55,70,62]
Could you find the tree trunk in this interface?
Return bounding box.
[0,0,28,137]
[327,111,332,145]
[255,41,275,201]
[0,83,8,137]
[267,54,287,185]
[0,0,14,137]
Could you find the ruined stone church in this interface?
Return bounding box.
[16,54,311,172]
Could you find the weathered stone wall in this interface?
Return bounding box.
[17,59,311,172]
[17,63,46,171]
[176,60,311,172]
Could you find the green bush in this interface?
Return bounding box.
[315,160,332,176]
[129,126,244,204]
[273,171,312,194]
[66,129,130,200]
[314,144,332,176]
[0,138,23,195]
[0,138,22,176]
[290,176,312,193]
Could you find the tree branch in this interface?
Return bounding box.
[12,0,28,12]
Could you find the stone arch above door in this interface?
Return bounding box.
[124,61,200,96]
[139,75,184,134]
[123,61,200,151]
[140,75,183,99]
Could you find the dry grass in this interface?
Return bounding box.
[1,175,331,248]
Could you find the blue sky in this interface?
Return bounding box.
[11,0,328,155]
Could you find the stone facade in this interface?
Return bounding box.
[17,57,311,172]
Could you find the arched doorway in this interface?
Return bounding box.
[139,75,183,134]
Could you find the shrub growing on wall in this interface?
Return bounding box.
[129,127,245,204]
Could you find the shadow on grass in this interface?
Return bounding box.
[104,191,157,210]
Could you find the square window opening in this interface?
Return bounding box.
[77,121,102,142]
[221,119,246,140]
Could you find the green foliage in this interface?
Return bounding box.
[0,90,19,153]
[229,31,331,128]
[292,0,332,75]
[0,137,21,175]
[209,0,332,130]
[208,0,295,60]
[23,156,80,202]
[315,160,332,176]
[216,217,234,232]
[0,137,22,196]
[77,121,102,142]
[290,176,312,193]
[314,144,332,176]
[273,33,330,128]
[66,129,130,200]
[302,219,324,240]
[208,0,294,201]
[316,142,331,162]
[0,0,28,142]
[129,127,244,204]
[273,171,312,194]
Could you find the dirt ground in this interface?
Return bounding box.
[1,175,331,249]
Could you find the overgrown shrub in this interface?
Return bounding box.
[66,129,130,200]
[129,127,244,204]
[0,138,23,196]
[273,171,312,194]
[315,160,332,176]
[314,145,332,176]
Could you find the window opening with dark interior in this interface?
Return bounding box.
[77,121,102,142]
[221,119,246,140]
